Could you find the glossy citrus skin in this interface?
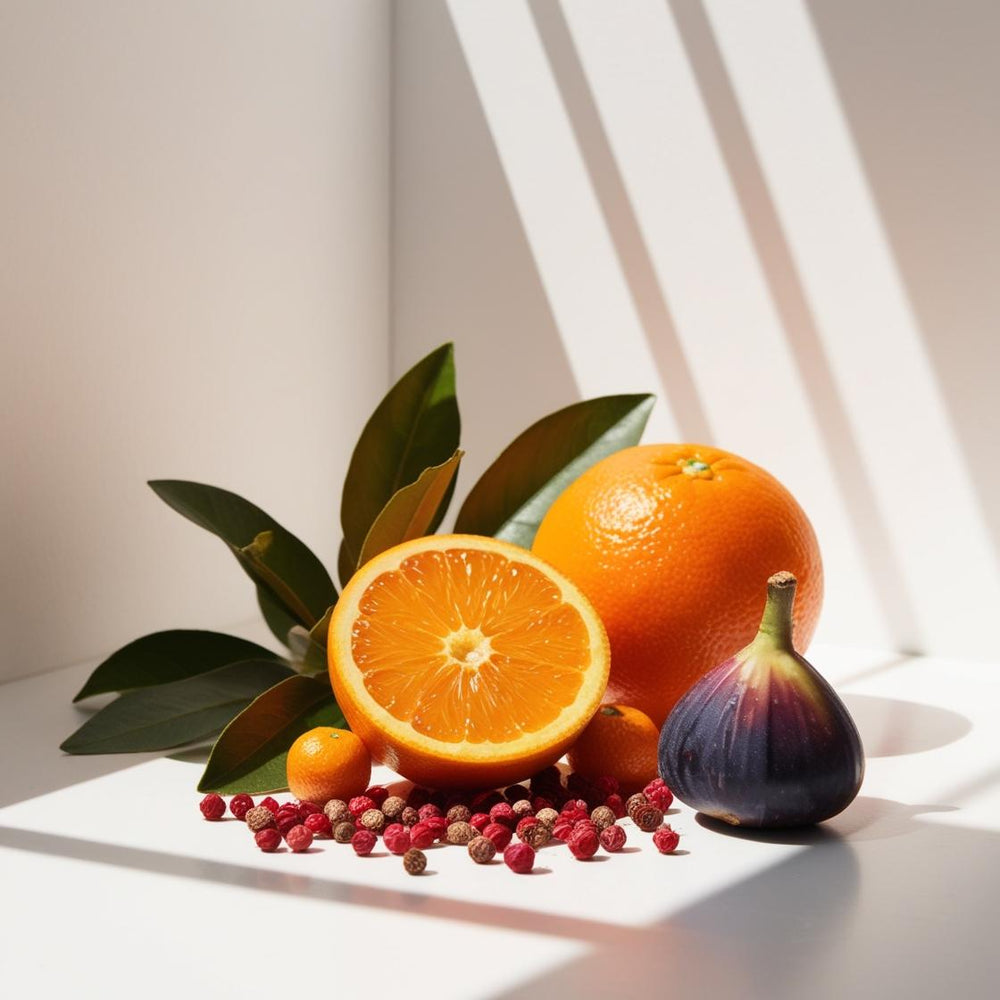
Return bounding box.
[286,726,372,803]
[532,444,823,726]
[329,534,610,790]
[567,703,660,794]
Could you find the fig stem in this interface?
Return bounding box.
[757,572,797,647]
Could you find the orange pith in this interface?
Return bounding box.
[329,534,610,789]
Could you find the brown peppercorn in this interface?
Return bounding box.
[633,803,664,832]
[333,821,357,843]
[446,804,471,824]
[401,806,420,827]
[626,792,648,820]
[403,848,427,875]
[521,823,551,849]
[324,799,351,824]
[535,807,560,828]
[245,805,277,832]
[590,805,617,831]
[467,835,497,864]
[359,808,386,833]
[382,795,406,821]
[446,821,475,845]
[511,798,535,819]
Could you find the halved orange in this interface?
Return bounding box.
[328,534,610,789]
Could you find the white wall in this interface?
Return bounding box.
[392,0,1000,661]
[0,0,391,681]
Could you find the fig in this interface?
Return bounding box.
[658,572,863,828]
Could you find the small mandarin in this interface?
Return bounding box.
[567,704,660,794]
[286,727,371,805]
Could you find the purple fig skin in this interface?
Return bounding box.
[658,573,864,828]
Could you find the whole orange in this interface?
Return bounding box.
[532,444,822,726]
[567,704,660,794]
[286,726,371,804]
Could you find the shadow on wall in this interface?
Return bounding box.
[392,0,579,497]
[807,0,1000,565]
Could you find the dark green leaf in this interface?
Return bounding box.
[454,394,655,548]
[197,675,345,794]
[357,449,463,569]
[287,604,334,675]
[61,660,294,755]
[256,585,301,648]
[148,480,337,633]
[339,343,460,585]
[73,630,284,702]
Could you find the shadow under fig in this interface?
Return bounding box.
[843,693,972,757]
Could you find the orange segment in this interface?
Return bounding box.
[329,535,610,789]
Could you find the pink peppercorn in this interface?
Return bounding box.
[297,800,322,819]
[594,775,620,797]
[417,803,442,821]
[605,793,626,819]
[503,842,536,874]
[276,812,300,837]
[351,829,378,856]
[304,812,332,837]
[551,820,574,842]
[489,802,516,828]
[285,824,314,853]
[424,816,448,841]
[644,778,674,812]
[531,796,555,813]
[349,795,376,819]
[483,822,513,851]
[599,824,627,853]
[255,828,282,852]
[199,793,226,821]
[228,793,254,820]
[384,825,412,856]
[652,825,681,854]
[259,796,280,814]
[568,825,600,860]
[365,785,389,807]
[470,812,490,833]
[409,821,436,850]
[516,816,539,840]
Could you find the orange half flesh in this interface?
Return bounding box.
[329,534,610,789]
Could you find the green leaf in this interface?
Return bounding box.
[73,630,284,702]
[197,675,345,794]
[149,480,337,635]
[60,660,295,755]
[454,394,655,548]
[287,604,334,675]
[357,449,463,569]
[339,343,460,586]
[255,585,302,648]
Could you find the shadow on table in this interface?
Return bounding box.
[843,694,972,757]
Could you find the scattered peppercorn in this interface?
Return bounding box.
[276,812,301,837]
[259,796,280,815]
[418,802,443,821]
[446,821,475,846]
[521,823,551,849]
[245,805,277,832]
[482,822,513,851]
[400,806,420,827]
[535,807,559,828]
[551,820,574,842]
[297,800,322,819]
[199,793,226,820]
[503,842,536,874]
[359,808,386,834]
[324,799,351,824]
[489,802,516,828]
[403,848,427,875]
[384,825,412,856]
[568,825,600,860]
[304,812,332,837]
[382,796,406,821]
[512,799,534,819]
[643,778,674,812]
[531,795,556,813]
[626,792,648,820]
[599,824,627,852]
[285,824,314,853]
[516,816,539,840]
[633,803,664,832]
[349,795,376,819]
[424,816,449,841]
[229,793,254,821]
[594,775,620,797]
[590,805,616,831]
[365,785,389,808]
[470,812,491,833]
[467,836,497,864]
[408,821,435,850]
[446,804,471,824]
[605,793,626,819]
[351,829,377,856]
[652,824,681,854]
[255,828,282,852]
[333,821,357,843]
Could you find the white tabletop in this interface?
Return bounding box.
[2,642,999,999]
